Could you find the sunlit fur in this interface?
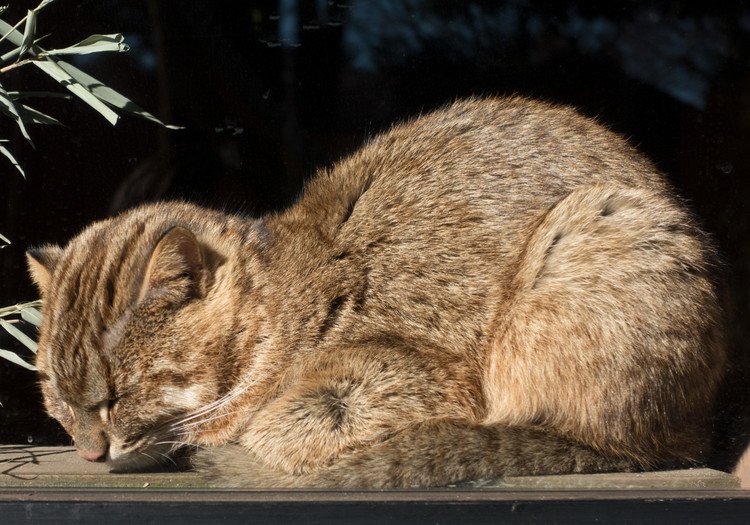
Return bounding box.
[28,97,725,487]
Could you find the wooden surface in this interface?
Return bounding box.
[0,445,742,490]
[0,445,201,488]
[733,442,750,489]
[2,446,749,524]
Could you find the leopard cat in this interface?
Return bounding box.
[26,96,725,488]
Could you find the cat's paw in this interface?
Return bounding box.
[107,442,184,473]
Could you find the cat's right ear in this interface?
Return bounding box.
[26,245,63,296]
[138,226,206,303]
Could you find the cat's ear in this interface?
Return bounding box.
[26,245,63,296]
[139,226,206,302]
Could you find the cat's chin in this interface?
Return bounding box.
[106,443,177,473]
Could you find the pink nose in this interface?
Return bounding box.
[77,448,107,462]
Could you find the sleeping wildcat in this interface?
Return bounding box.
[26,96,725,487]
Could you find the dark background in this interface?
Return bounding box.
[1,0,749,470]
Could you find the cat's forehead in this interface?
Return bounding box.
[49,220,151,319]
[38,289,112,407]
[39,220,152,389]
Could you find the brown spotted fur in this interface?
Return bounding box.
[27,96,726,487]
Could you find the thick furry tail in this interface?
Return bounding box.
[194,419,637,488]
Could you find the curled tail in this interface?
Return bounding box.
[194,419,637,488]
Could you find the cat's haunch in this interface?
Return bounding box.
[27,96,725,487]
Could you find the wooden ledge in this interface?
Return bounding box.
[1,446,749,524]
[0,445,200,489]
[0,445,741,490]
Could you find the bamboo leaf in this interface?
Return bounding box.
[0,142,25,177]
[0,318,38,353]
[6,90,72,101]
[20,307,42,327]
[0,101,64,126]
[0,348,36,371]
[19,9,37,59]
[19,104,63,126]
[55,60,182,129]
[41,33,129,56]
[0,231,10,246]
[0,1,49,49]
[0,83,34,145]
[0,46,21,64]
[0,7,180,134]
[0,301,42,317]
[0,19,118,124]
[32,58,119,125]
[0,11,26,47]
[33,1,56,14]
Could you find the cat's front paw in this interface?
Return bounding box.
[106,441,182,473]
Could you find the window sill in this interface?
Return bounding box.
[2,446,749,523]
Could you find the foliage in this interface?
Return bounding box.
[0,301,41,371]
[0,0,179,177]
[0,0,179,370]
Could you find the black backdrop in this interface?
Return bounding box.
[1,0,749,470]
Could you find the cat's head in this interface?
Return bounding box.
[26,208,226,470]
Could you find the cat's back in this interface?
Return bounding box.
[264,97,683,355]
[298,96,670,258]
[326,96,665,199]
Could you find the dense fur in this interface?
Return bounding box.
[27,97,725,487]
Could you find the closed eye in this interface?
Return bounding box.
[95,400,110,423]
[90,398,119,423]
[123,434,144,448]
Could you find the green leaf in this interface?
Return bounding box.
[0,19,119,124]
[41,33,129,56]
[55,60,183,129]
[19,104,63,126]
[0,318,38,353]
[0,101,64,126]
[6,90,72,101]
[0,46,21,64]
[0,348,36,371]
[0,0,51,48]
[0,83,34,145]
[0,32,49,65]
[32,58,120,125]
[0,300,43,317]
[0,12,25,47]
[0,19,117,123]
[20,307,42,327]
[0,142,25,177]
[0,13,180,130]
[33,0,56,14]
[19,9,37,59]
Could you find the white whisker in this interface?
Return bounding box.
[157,451,177,467]
[173,385,249,426]
[155,440,208,452]
[139,451,159,465]
[172,408,251,435]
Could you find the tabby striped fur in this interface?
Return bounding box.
[27,96,725,486]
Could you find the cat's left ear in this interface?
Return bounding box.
[26,245,63,296]
[139,226,207,303]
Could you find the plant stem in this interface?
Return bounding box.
[0,300,42,317]
[0,59,31,74]
[0,14,29,48]
[0,0,56,48]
